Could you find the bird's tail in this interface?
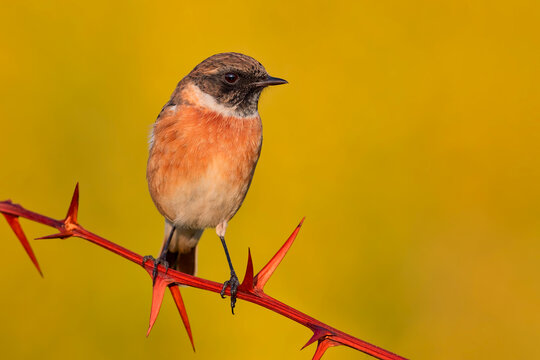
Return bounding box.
[161,221,204,276]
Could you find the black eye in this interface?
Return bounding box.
[224,73,239,84]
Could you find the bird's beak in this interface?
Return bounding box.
[253,75,288,87]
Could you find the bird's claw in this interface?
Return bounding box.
[142,255,169,284]
[220,272,240,314]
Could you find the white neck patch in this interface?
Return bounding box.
[187,84,259,119]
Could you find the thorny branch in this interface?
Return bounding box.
[0,184,408,360]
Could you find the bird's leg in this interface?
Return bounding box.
[143,226,176,284]
[219,235,240,314]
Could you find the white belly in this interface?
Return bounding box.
[166,159,253,229]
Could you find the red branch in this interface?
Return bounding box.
[0,184,408,360]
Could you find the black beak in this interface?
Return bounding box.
[253,75,288,87]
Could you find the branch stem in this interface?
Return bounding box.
[0,194,407,360]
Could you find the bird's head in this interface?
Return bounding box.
[179,52,287,117]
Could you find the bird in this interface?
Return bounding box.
[145,52,287,313]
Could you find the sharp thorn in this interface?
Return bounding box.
[254,218,304,290]
[147,276,169,337]
[3,214,43,276]
[238,248,254,292]
[169,285,195,352]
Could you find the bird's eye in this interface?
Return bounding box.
[224,73,239,84]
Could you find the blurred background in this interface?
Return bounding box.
[1,1,538,359]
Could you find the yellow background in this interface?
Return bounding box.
[1,1,538,359]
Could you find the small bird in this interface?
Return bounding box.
[146,52,287,312]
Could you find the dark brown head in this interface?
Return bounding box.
[177,53,287,117]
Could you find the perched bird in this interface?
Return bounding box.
[146,52,287,312]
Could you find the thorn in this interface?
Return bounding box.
[65,183,79,226]
[169,285,195,352]
[312,338,339,360]
[254,217,305,291]
[301,327,331,350]
[147,276,170,337]
[35,232,71,240]
[3,214,43,277]
[238,248,254,292]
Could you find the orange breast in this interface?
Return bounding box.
[147,105,262,228]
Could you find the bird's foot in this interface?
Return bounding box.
[220,271,240,314]
[142,255,170,284]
